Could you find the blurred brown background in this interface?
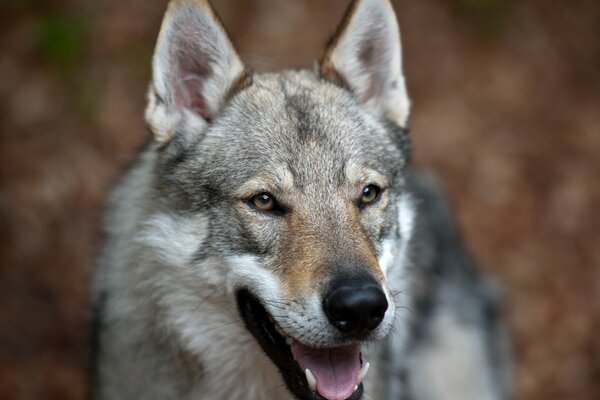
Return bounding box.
[1,0,599,399]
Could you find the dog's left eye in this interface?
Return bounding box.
[250,193,275,211]
[360,184,382,207]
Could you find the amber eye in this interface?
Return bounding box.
[249,193,276,212]
[360,184,382,206]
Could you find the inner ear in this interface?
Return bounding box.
[175,57,212,121]
[357,30,388,102]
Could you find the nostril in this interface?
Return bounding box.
[369,304,386,325]
[323,278,388,337]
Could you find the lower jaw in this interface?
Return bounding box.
[235,290,369,400]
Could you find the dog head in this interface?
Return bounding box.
[144,1,415,399]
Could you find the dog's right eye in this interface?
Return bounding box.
[248,193,277,213]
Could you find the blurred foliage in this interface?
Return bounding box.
[124,43,154,81]
[35,13,96,118]
[36,15,86,74]
[453,0,511,36]
[3,0,88,75]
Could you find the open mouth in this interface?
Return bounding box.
[236,290,369,400]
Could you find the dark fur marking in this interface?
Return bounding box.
[158,133,191,172]
[87,288,107,400]
[192,202,271,261]
[286,96,317,141]
[280,77,323,142]
[196,183,223,210]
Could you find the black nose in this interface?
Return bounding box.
[323,275,388,338]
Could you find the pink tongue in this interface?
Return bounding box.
[291,342,361,400]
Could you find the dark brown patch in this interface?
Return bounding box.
[225,68,254,101]
[319,62,352,92]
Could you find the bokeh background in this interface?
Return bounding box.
[1,0,599,399]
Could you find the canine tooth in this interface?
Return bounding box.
[357,362,370,385]
[285,337,293,346]
[305,369,317,391]
[354,385,358,391]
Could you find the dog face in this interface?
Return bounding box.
[144,1,415,399]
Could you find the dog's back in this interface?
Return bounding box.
[91,1,511,399]
[399,174,512,399]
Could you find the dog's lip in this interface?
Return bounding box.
[235,289,365,400]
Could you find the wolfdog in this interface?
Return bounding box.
[91,0,511,399]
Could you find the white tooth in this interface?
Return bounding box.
[305,369,317,391]
[357,362,370,385]
[286,337,293,346]
[354,385,358,391]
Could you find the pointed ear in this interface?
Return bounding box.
[321,0,410,127]
[145,0,251,144]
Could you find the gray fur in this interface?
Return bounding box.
[92,1,511,399]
